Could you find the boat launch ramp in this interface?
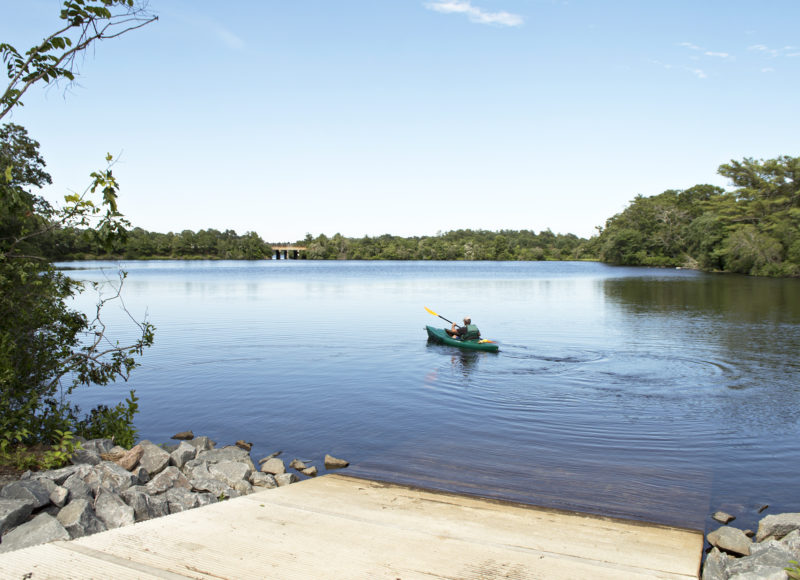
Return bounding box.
[0,474,703,579]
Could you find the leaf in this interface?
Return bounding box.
[105,152,113,162]
[3,165,11,182]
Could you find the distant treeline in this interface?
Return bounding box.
[595,155,799,277]
[45,226,594,262]
[44,154,799,277]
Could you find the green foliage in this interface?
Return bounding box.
[74,390,139,449]
[597,156,800,277]
[787,561,800,580]
[0,428,81,471]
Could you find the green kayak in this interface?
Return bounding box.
[425,325,499,352]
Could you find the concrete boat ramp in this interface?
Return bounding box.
[0,474,703,579]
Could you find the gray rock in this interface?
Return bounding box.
[209,461,252,488]
[324,454,349,469]
[188,436,214,452]
[120,487,169,522]
[301,466,318,477]
[190,477,232,497]
[781,529,800,552]
[260,457,286,475]
[94,461,138,494]
[289,459,307,471]
[132,465,150,484]
[275,473,298,487]
[56,498,107,539]
[147,466,191,495]
[165,487,202,514]
[0,513,69,553]
[169,441,197,469]
[197,446,253,468]
[71,447,102,465]
[0,498,35,536]
[701,547,728,580]
[233,480,253,495]
[727,539,796,578]
[707,526,752,556]
[250,472,277,489]
[49,485,70,508]
[0,479,53,509]
[138,441,171,476]
[94,490,135,529]
[27,465,81,486]
[82,439,115,455]
[757,512,800,541]
[712,511,736,524]
[183,459,213,481]
[63,471,94,502]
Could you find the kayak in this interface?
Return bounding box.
[425,325,499,352]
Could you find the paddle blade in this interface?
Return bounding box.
[424,306,438,317]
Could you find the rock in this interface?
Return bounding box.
[165,487,202,514]
[49,485,70,508]
[209,461,252,489]
[324,454,349,469]
[27,465,81,486]
[235,440,252,451]
[707,525,752,556]
[275,473,298,487]
[82,439,115,455]
[100,449,127,462]
[197,446,253,467]
[120,486,169,522]
[712,511,736,524]
[94,490,135,529]
[169,441,197,469]
[0,498,35,536]
[71,447,103,465]
[190,477,233,497]
[301,466,318,477]
[727,538,796,578]
[756,512,800,542]
[0,513,69,553]
[259,451,282,463]
[701,547,728,580]
[147,466,191,495]
[0,480,53,509]
[782,529,800,552]
[56,498,107,539]
[289,459,307,471]
[172,431,194,440]
[93,461,138,494]
[260,457,285,475]
[115,444,145,471]
[250,473,277,489]
[758,504,770,513]
[138,441,171,476]
[63,471,93,502]
[188,436,214,452]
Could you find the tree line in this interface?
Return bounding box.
[596,155,799,277]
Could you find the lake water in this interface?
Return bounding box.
[59,260,800,533]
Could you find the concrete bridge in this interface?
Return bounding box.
[271,245,307,260]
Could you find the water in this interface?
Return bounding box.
[58,260,800,533]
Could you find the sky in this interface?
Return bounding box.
[3,0,799,242]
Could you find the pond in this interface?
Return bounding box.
[59,260,800,532]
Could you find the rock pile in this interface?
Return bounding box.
[703,512,800,579]
[0,436,349,554]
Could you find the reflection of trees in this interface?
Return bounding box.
[602,275,800,322]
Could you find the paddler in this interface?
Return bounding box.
[445,317,481,340]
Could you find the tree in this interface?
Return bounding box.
[1,1,157,454]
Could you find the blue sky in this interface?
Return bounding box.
[4,1,799,241]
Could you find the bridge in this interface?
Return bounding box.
[271,245,307,260]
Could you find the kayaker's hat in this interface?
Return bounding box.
[463,317,471,324]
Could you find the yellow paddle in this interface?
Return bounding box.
[424,306,454,325]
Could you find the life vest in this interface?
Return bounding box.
[462,324,480,340]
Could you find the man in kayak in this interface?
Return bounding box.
[446,317,481,340]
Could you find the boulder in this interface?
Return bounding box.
[120,486,169,522]
[0,479,53,509]
[275,473,298,487]
[82,439,115,455]
[115,444,144,471]
[165,487,202,514]
[169,441,197,469]
[324,454,349,469]
[0,513,70,553]
[63,472,94,502]
[756,512,800,542]
[712,511,735,524]
[26,465,80,486]
[726,538,796,578]
[49,485,70,508]
[147,466,191,495]
[0,498,35,536]
[209,461,252,489]
[235,440,252,451]
[701,547,728,580]
[94,490,135,529]
[56,498,107,539]
[707,526,752,556]
[190,477,233,498]
[172,431,194,440]
[289,459,307,471]
[197,446,253,467]
[301,466,318,477]
[250,473,277,489]
[260,458,285,475]
[138,441,171,476]
[94,461,138,494]
[188,436,214,452]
